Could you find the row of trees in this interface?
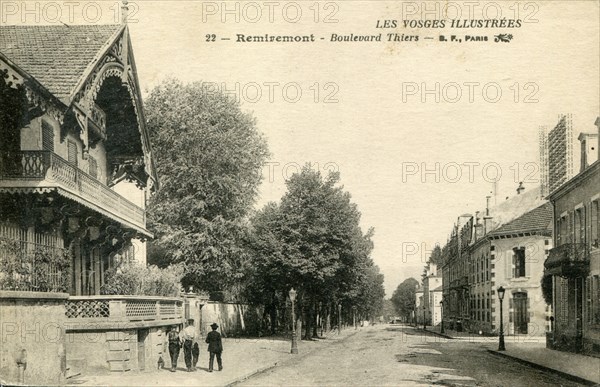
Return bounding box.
[246,168,385,337]
[144,79,385,336]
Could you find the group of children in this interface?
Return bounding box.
[166,319,223,372]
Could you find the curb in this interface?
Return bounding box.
[226,329,360,386]
[414,327,455,340]
[225,362,280,387]
[486,349,598,386]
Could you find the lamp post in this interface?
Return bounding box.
[497,286,506,351]
[440,300,445,334]
[338,304,342,334]
[352,306,357,330]
[289,288,298,354]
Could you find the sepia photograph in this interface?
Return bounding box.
[0,0,599,386]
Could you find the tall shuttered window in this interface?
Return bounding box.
[594,276,600,325]
[67,141,78,166]
[89,156,98,179]
[592,201,599,249]
[41,121,54,152]
[513,247,526,278]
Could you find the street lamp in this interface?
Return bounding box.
[497,286,506,351]
[289,288,298,354]
[338,304,342,334]
[440,300,445,334]
[352,306,357,330]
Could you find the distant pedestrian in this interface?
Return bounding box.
[167,325,181,372]
[181,319,196,372]
[205,323,223,372]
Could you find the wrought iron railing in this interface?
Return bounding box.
[0,151,145,229]
[0,238,70,292]
[546,243,589,268]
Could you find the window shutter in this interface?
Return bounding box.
[41,121,54,152]
[525,246,532,278]
[506,250,513,279]
[67,141,78,166]
[89,156,98,179]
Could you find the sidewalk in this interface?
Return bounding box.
[414,325,599,385]
[487,342,600,386]
[69,328,359,386]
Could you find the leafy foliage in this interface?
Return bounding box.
[144,78,269,296]
[101,261,184,297]
[541,273,552,305]
[246,166,385,336]
[391,277,419,320]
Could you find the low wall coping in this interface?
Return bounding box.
[68,295,182,302]
[0,290,70,300]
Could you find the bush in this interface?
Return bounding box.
[101,262,184,297]
[541,273,552,305]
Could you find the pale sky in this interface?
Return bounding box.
[4,1,599,296]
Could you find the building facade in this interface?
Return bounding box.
[0,17,207,384]
[441,188,551,336]
[545,118,600,356]
[421,263,442,326]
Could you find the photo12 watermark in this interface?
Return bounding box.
[1,1,140,24]
[201,81,340,104]
[263,161,340,183]
[200,1,340,24]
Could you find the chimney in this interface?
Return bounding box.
[578,132,598,172]
[121,0,129,24]
[516,182,525,194]
[483,196,493,235]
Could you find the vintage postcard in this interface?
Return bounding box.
[1,0,599,386]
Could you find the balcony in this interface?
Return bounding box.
[65,295,184,329]
[450,276,469,290]
[0,151,147,234]
[545,243,589,277]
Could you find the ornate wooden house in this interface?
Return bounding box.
[0,19,200,383]
[0,22,157,295]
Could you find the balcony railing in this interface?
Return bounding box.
[545,243,589,277]
[65,295,184,329]
[0,151,146,231]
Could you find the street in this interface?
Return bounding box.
[238,325,584,387]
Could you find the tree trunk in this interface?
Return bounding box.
[303,303,313,340]
[269,302,277,335]
[312,300,319,338]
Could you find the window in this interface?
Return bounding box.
[67,141,78,166]
[513,247,526,278]
[89,156,98,179]
[586,277,592,325]
[575,207,585,244]
[41,120,54,152]
[594,276,600,325]
[592,201,599,249]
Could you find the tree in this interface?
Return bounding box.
[429,245,443,266]
[246,166,384,337]
[144,78,269,297]
[391,278,419,321]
